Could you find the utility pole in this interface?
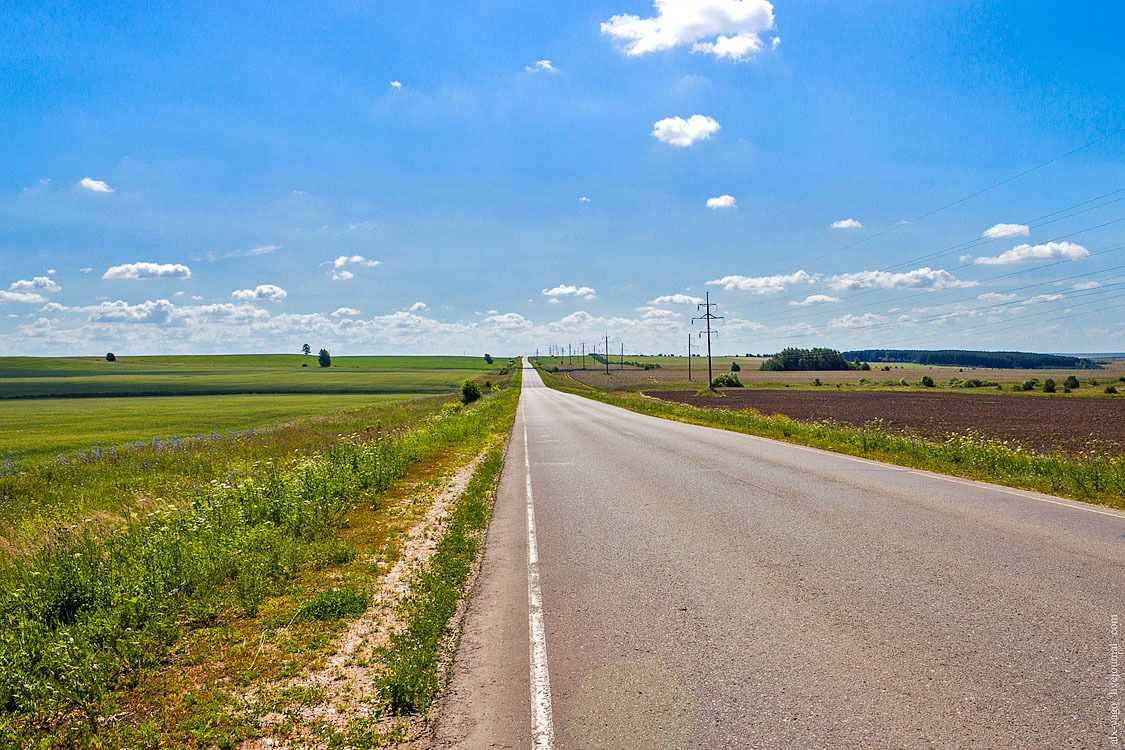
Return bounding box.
[620,342,624,370]
[693,292,723,386]
[604,334,610,374]
[687,333,692,381]
[582,342,586,369]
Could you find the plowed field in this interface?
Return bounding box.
[651,389,1125,454]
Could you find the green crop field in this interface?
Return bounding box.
[0,393,420,460]
[0,354,508,459]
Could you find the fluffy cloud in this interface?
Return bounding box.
[103,262,192,280]
[831,218,862,229]
[579,196,591,203]
[408,301,427,311]
[331,307,361,317]
[330,255,380,280]
[78,177,114,193]
[828,312,886,329]
[542,284,596,300]
[1073,280,1101,290]
[649,293,703,305]
[389,81,402,89]
[0,290,47,304]
[9,276,60,293]
[827,267,977,290]
[602,0,776,61]
[525,59,558,72]
[652,115,720,147]
[982,223,1030,239]
[231,284,288,301]
[483,312,532,329]
[89,299,176,324]
[706,270,815,294]
[789,294,840,306]
[971,241,1088,265]
[706,194,737,209]
[977,292,1018,302]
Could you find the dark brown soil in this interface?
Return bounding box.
[650,389,1125,454]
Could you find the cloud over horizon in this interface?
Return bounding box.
[103,262,192,280]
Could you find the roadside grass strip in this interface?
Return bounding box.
[0,375,519,748]
[536,368,1125,511]
[376,441,506,715]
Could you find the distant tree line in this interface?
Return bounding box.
[841,349,1101,370]
[760,348,868,371]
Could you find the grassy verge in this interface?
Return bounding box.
[534,365,1125,511]
[0,369,521,749]
[377,440,506,715]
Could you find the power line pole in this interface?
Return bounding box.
[693,292,723,386]
[582,342,586,369]
[687,333,692,381]
[604,334,610,374]
[620,342,624,370]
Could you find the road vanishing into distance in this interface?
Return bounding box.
[431,361,1125,749]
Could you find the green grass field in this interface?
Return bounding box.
[0,354,509,459]
[0,393,423,460]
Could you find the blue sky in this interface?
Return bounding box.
[2,0,1124,355]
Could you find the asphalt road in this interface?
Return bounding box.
[430,361,1125,749]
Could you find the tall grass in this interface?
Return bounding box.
[537,368,1125,510]
[0,379,520,741]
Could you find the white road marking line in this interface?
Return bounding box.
[524,413,555,750]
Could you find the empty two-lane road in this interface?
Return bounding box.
[432,362,1125,749]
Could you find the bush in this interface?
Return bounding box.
[298,588,369,621]
[921,375,935,387]
[1106,386,1118,395]
[1064,375,1081,389]
[1043,378,1056,393]
[710,373,743,388]
[730,361,741,372]
[105,352,116,362]
[1021,379,1037,391]
[813,378,822,386]
[484,353,493,364]
[460,379,482,404]
[898,378,908,386]
[318,348,332,368]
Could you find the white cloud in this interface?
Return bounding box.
[408,301,427,311]
[601,0,776,62]
[483,312,532,329]
[771,36,780,50]
[1073,280,1101,290]
[642,308,678,319]
[80,267,93,273]
[103,262,191,280]
[579,196,591,203]
[706,269,815,294]
[390,80,402,89]
[196,244,280,262]
[706,194,737,209]
[542,284,597,300]
[78,177,114,193]
[789,294,840,306]
[0,290,47,304]
[982,223,1030,239]
[649,293,703,305]
[329,255,380,280]
[652,115,720,147]
[828,312,886,329]
[977,292,1018,302]
[331,307,361,317]
[1025,293,1064,304]
[525,59,558,73]
[231,284,287,302]
[827,267,977,290]
[972,241,1089,265]
[9,276,60,293]
[89,299,176,324]
[831,218,862,229]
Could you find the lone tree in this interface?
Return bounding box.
[318,348,332,368]
[302,343,311,355]
[484,353,493,364]
[105,352,116,362]
[460,378,481,404]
